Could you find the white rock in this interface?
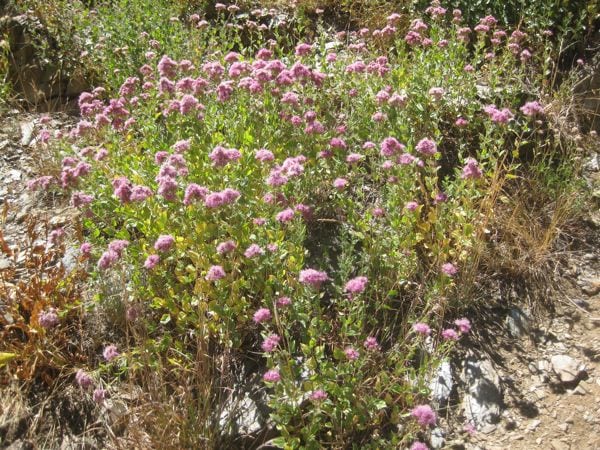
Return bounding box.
[551,355,583,383]
[429,360,453,406]
[462,358,503,429]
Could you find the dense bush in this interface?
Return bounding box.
[9,1,586,448]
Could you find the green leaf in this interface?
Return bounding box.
[0,352,17,367]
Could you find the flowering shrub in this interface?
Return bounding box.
[28,1,576,447]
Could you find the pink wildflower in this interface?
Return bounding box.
[144,254,160,269]
[295,42,312,56]
[253,308,272,324]
[103,345,119,362]
[216,240,237,255]
[276,208,295,223]
[441,262,458,276]
[75,369,94,390]
[344,347,360,361]
[276,296,291,307]
[80,242,92,257]
[455,318,471,334]
[411,404,437,427]
[428,87,445,101]
[299,269,329,287]
[461,158,483,179]
[415,138,438,156]
[405,201,419,212]
[484,105,513,124]
[263,369,281,382]
[333,178,348,190]
[455,117,469,127]
[93,388,107,404]
[380,137,405,157]
[206,265,226,281]
[344,276,368,296]
[310,390,328,401]
[363,336,380,351]
[520,101,544,117]
[346,153,364,164]
[154,235,175,252]
[261,334,281,352]
[372,207,385,217]
[413,322,432,336]
[442,328,459,340]
[244,244,264,258]
[410,442,429,450]
[39,308,59,329]
[255,148,275,162]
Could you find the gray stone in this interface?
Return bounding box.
[61,245,79,273]
[551,355,584,383]
[20,121,34,146]
[430,427,445,449]
[4,439,34,450]
[550,439,570,450]
[506,308,530,338]
[527,419,541,431]
[462,357,503,429]
[0,256,13,270]
[581,278,600,297]
[429,360,453,406]
[219,379,271,439]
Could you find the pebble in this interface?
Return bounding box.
[527,419,541,431]
[0,257,13,270]
[582,278,600,296]
[551,439,570,450]
[571,380,591,395]
[550,355,584,383]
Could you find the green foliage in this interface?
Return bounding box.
[14,1,586,448]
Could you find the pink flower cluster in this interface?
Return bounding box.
[209,145,242,167]
[98,239,129,270]
[411,404,437,427]
[299,269,329,288]
[484,105,514,124]
[461,158,483,179]
[344,276,368,297]
[520,101,544,117]
[261,334,281,352]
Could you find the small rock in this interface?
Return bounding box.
[61,246,79,273]
[528,362,538,374]
[6,169,21,182]
[509,434,524,441]
[527,419,541,431]
[559,422,569,432]
[582,278,600,296]
[536,437,543,445]
[462,357,503,429]
[551,355,584,383]
[0,257,13,270]
[506,307,530,338]
[429,360,453,406]
[572,380,590,395]
[20,121,35,146]
[430,427,445,449]
[5,439,34,450]
[550,439,570,450]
